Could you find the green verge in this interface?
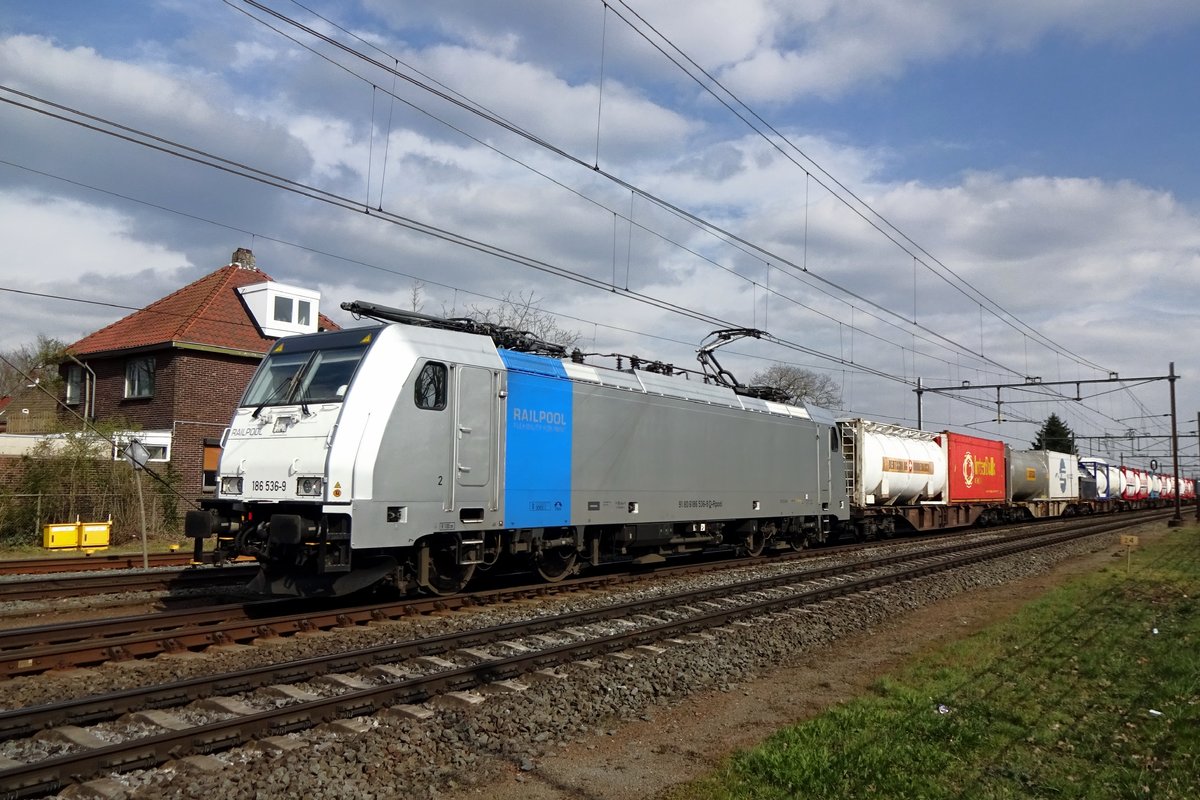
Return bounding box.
[671,527,1200,800]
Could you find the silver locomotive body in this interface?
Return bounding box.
[188,310,849,595]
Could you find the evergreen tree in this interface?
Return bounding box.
[1032,413,1076,454]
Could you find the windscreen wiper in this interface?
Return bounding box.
[252,352,315,419]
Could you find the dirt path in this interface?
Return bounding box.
[448,533,1149,800]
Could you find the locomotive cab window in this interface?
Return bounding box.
[240,331,374,410]
[415,362,447,410]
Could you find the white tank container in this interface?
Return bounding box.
[1110,464,1125,500]
[1079,457,1110,499]
[851,420,946,504]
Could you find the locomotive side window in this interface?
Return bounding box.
[415,362,448,410]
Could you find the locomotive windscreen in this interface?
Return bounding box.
[241,328,377,409]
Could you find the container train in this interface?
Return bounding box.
[185,302,1193,596]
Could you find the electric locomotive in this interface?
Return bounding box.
[186,302,850,596]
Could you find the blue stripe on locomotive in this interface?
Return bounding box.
[498,350,573,527]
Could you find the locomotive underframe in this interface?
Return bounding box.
[189,494,1190,597]
[188,503,842,596]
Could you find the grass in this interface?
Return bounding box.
[671,528,1200,799]
[0,532,190,560]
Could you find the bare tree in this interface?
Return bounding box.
[462,290,581,349]
[749,363,841,407]
[408,281,426,313]
[0,335,68,397]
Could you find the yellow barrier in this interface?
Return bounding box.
[42,518,112,551]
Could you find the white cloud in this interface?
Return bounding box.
[287,115,368,182]
[357,1,1200,103]
[0,190,195,345]
[229,40,282,72]
[654,0,1200,101]
[0,191,192,283]
[867,174,1200,310]
[0,35,217,131]
[417,44,694,160]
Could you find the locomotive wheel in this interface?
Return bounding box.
[535,546,578,582]
[421,543,477,595]
[743,529,766,557]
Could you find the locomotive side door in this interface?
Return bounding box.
[804,405,840,512]
[820,425,834,508]
[450,365,498,512]
[816,425,829,508]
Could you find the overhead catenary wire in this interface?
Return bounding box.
[269,0,1024,382]
[213,3,998,381]
[0,160,903,389]
[226,0,1048,384]
[228,0,1128,430]
[604,0,1164,440]
[0,86,923,389]
[0,4,1161,438]
[600,0,1133,430]
[605,0,1109,375]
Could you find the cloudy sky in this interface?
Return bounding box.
[1,0,1198,469]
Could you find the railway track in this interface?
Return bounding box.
[0,512,1164,678]
[0,512,1161,798]
[0,564,258,604]
[0,551,202,576]
[0,550,815,678]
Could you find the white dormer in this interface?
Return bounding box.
[239,281,321,338]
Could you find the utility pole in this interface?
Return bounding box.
[1168,363,1183,527]
[915,377,923,431]
[124,438,151,568]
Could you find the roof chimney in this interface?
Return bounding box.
[231,247,256,271]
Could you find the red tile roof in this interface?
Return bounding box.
[69,264,338,357]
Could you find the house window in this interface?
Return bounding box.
[125,357,155,399]
[111,435,171,462]
[65,365,82,405]
[415,362,447,410]
[297,300,311,326]
[274,295,294,323]
[142,443,169,460]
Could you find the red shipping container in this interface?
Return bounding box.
[940,432,1007,502]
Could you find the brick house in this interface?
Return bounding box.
[61,248,338,499]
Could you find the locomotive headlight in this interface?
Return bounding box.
[220,476,243,496]
[297,476,324,497]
